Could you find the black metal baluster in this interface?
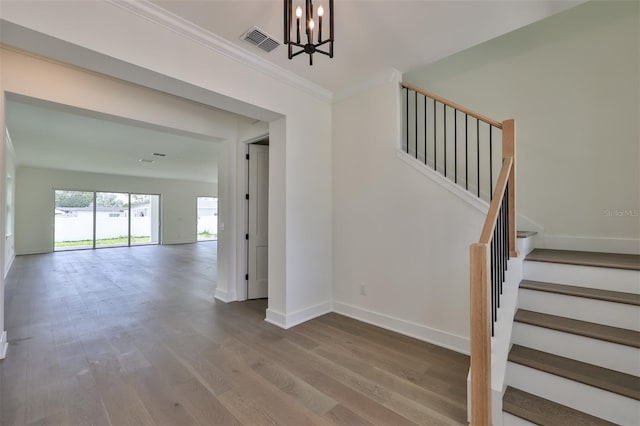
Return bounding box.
[498,204,503,298]
[405,88,409,154]
[493,228,498,322]
[477,119,480,198]
[444,104,447,178]
[506,181,510,269]
[424,95,427,165]
[489,126,493,199]
[454,109,458,184]
[491,240,497,336]
[465,114,468,190]
[414,91,418,159]
[433,99,437,171]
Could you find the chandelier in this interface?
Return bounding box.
[284,0,334,65]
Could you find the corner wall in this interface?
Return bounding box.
[404,1,640,254]
[15,167,216,254]
[332,76,485,353]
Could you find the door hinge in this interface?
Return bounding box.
[245,233,249,240]
[245,194,249,200]
[245,274,249,280]
[245,153,250,160]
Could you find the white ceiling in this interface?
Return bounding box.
[151,0,584,94]
[6,96,228,183]
[4,0,584,183]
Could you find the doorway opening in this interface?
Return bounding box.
[196,196,218,241]
[54,190,161,251]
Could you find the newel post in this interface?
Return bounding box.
[502,119,518,257]
[470,243,491,426]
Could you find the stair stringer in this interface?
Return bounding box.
[466,253,524,425]
[396,149,489,215]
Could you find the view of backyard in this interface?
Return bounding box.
[54,191,218,249]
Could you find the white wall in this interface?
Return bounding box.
[15,167,215,254]
[1,0,333,328]
[0,79,6,352]
[4,129,16,276]
[332,76,485,353]
[404,1,640,254]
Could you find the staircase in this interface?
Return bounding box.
[503,247,640,425]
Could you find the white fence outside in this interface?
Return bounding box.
[55,212,217,242]
[55,214,156,241]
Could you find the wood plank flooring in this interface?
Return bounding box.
[0,243,469,425]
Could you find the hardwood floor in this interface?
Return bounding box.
[1,243,469,425]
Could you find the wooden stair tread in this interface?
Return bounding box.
[514,309,640,348]
[517,230,538,238]
[526,249,640,271]
[520,280,640,306]
[508,345,640,400]
[503,386,616,426]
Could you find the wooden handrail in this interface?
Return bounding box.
[470,118,517,426]
[479,157,513,243]
[401,82,503,129]
[470,242,491,426]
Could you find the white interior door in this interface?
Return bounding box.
[248,144,269,299]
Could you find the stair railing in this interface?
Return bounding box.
[401,83,503,202]
[400,82,517,425]
[470,119,517,425]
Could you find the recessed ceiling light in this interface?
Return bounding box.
[152,152,166,157]
[139,158,155,163]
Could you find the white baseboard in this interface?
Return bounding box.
[265,308,286,328]
[162,239,198,245]
[0,331,7,360]
[332,301,469,354]
[16,248,53,256]
[214,287,235,303]
[541,234,640,255]
[265,301,332,329]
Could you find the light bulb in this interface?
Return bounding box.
[309,19,315,30]
[296,6,302,18]
[318,5,324,16]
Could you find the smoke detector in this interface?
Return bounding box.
[241,27,280,53]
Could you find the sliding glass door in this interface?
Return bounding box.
[95,192,129,248]
[130,194,160,245]
[54,190,95,250]
[54,190,160,251]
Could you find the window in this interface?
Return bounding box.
[197,197,217,241]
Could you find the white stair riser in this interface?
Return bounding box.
[512,322,640,376]
[502,412,537,426]
[517,237,535,257]
[524,261,640,294]
[506,362,639,425]
[518,289,640,331]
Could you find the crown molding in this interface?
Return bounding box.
[106,0,333,103]
[333,68,402,103]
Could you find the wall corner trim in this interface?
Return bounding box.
[214,287,235,303]
[265,308,287,328]
[265,301,332,329]
[0,331,7,360]
[333,301,469,355]
[106,0,333,103]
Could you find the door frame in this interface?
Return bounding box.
[236,134,269,301]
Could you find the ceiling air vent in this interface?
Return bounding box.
[242,27,280,53]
